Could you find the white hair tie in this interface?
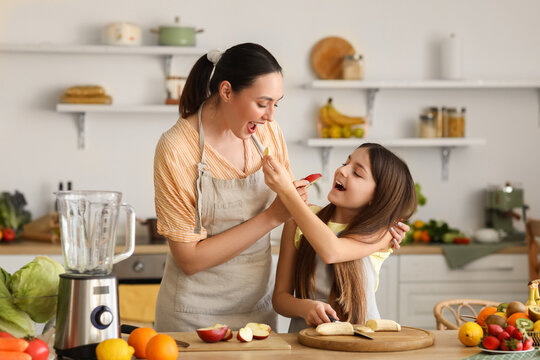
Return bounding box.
[207,49,223,65]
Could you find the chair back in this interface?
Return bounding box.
[527,218,540,281]
[433,298,499,330]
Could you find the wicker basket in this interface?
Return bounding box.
[527,331,540,347]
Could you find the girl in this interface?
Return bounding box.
[263,143,416,331]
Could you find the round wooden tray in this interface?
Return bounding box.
[310,36,355,80]
[298,326,435,352]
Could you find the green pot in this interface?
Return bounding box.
[151,17,203,46]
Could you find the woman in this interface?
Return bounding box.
[153,43,308,331]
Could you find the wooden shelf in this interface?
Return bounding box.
[306,137,486,181]
[310,79,540,89]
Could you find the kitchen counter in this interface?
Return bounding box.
[170,331,482,359]
[0,240,527,255]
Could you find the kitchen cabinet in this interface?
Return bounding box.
[0,254,63,274]
[376,253,529,330]
[0,43,205,149]
[307,79,540,180]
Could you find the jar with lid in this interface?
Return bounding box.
[342,54,364,80]
[447,107,464,137]
[426,107,443,137]
[419,113,437,138]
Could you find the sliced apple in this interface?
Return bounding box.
[221,328,233,341]
[237,327,253,342]
[196,325,229,343]
[245,322,271,340]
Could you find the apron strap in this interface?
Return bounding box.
[194,104,207,235]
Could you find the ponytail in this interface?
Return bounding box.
[179,55,214,119]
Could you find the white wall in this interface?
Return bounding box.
[0,0,539,237]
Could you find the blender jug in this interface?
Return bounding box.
[56,190,135,275]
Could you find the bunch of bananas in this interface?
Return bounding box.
[318,98,366,138]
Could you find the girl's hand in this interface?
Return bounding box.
[302,300,339,327]
[390,221,410,250]
[263,155,307,195]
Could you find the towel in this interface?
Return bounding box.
[118,284,160,323]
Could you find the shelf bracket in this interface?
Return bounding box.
[366,88,379,126]
[537,88,540,127]
[164,55,173,77]
[441,147,453,181]
[76,112,86,149]
[320,147,332,181]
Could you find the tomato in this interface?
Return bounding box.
[2,228,15,242]
[0,332,14,338]
[24,337,49,360]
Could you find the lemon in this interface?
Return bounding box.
[96,338,134,360]
[353,127,365,138]
[494,311,507,320]
[412,230,423,242]
[534,320,540,332]
[458,322,483,347]
[413,220,425,229]
[329,125,342,138]
[341,125,352,138]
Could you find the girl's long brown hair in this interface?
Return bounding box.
[294,143,417,324]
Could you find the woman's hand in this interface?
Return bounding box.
[301,300,339,327]
[390,221,410,249]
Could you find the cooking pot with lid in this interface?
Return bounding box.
[151,16,204,46]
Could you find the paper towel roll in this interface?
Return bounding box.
[441,33,463,80]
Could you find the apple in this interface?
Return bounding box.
[222,328,233,341]
[196,325,229,343]
[245,322,271,340]
[237,327,253,342]
[303,173,322,187]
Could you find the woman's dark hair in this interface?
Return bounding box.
[179,42,282,118]
[294,143,417,324]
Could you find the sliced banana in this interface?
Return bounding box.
[366,319,401,332]
[354,324,374,333]
[263,147,270,156]
[315,321,354,335]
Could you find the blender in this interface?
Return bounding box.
[54,191,135,360]
[485,182,528,240]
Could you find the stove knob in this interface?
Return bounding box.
[91,305,114,329]
[133,261,144,273]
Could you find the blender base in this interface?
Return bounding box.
[55,343,99,360]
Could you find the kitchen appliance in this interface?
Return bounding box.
[485,182,528,238]
[54,191,135,360]
[102,22,142,46]
[151,16,204,46]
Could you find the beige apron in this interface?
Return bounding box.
[155,106,277,331]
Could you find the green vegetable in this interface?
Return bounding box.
[9,256,64,323]
[0,267,35,337]
[415,183,427,206]
[0,191,32,233]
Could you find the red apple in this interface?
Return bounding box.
[303,173,322,187]
[221,328,233,341]
[482,336,500,350]
[245,322,271,340]
[237,327,253,342]
[196,326,229,343]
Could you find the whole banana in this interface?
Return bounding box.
[318,99,338,126]
[325,98,365,126]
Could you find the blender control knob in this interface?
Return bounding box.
[91,305,114,329]
[133,261,144,272]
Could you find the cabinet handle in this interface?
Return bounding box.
[464,265,514,272]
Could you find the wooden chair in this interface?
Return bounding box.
[527,218,540,281]
[433,299,499,330]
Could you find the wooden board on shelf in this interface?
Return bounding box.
[310,37,355,80]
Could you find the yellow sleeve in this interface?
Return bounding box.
[294,205,322,249]
[369,249,393,291]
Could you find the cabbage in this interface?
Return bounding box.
[0,267,35,337]
[9,256,64,323]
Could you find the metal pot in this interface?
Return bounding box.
[151,17,203,46]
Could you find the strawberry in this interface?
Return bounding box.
[512,328,524,341]
[487,324,504,337]
[523,337,534,350]
[514,341,523,351]
[505,325,517,335]
[498,331,511,342]
[482,336,500,350]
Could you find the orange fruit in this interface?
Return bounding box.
[507,312,530,327]
[145,334,178,360]
[476,306,497,327]
[128,327,157,358]
[458,321,483,346]
[420,230,431,243]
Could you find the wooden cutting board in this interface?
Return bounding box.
[298,326,435,352]
[311,36,355,80]
[165,331,291,352]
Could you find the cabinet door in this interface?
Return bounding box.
[271,254,292,333]
[398,282,527,329]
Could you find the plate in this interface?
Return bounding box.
[479,345,535,354]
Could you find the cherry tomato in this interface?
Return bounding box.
[2,228,15,242]
[24,337,49,360]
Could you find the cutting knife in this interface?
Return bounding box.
[327,315,374,340]
[121,324,190,348]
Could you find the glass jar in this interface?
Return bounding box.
[459,107,466,137]
[426,107,443,137]
[342,54,364,80]
[419,113,437,138]
[447,107,462,137]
